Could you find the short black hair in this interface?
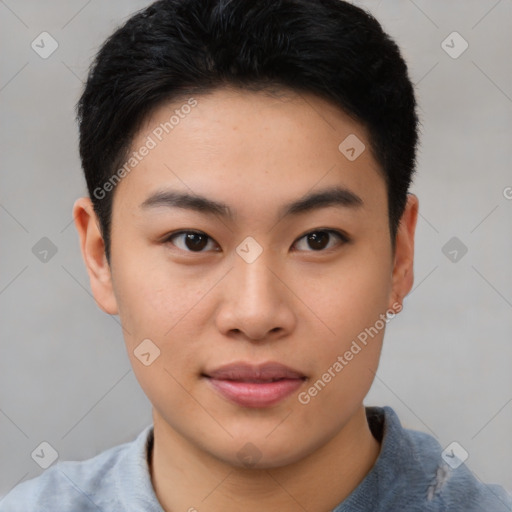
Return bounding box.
[77,0,419,264]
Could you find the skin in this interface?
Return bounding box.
[73,87,418,512]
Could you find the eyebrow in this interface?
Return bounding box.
[139,186,363,220]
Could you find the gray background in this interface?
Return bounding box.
[1,0,511,498]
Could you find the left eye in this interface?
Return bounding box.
[166,231,218,252]
[293,230,347,251]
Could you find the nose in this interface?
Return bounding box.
[214,251,297,342]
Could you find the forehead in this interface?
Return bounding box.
[112,87,385,217]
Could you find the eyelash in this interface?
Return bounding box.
[162,229,350,253]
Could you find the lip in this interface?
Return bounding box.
[203,362,306,408]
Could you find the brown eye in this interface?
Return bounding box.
[166,231,217,252]
[293,229,348,252]
[306,231,330,250]
[184,232,208,251]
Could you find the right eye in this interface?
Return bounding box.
[163,230,220,252]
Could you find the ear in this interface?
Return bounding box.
[388,193,419,311]
[73,197,119,315]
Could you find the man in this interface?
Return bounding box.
[1,0,510,510]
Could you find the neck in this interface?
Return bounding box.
[149,405,381,512]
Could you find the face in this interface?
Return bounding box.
[74,87,417,468]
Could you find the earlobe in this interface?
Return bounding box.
[388,194,419,311]
[72,197,119,315]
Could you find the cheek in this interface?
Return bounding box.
[299,251,392,342]
[294,247,392,393]
[109,250,223,406]
[111,247,215,342]
[295,272,388,428]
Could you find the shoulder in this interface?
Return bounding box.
[377,406,512,511]
[0,425,155,512]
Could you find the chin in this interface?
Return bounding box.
[213,434,316,471]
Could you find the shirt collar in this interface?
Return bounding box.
[115,423,164,512]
